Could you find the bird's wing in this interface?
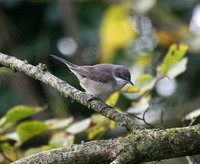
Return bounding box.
[70,66,116,83]
[51,56,116,83]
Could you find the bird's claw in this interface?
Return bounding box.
[87,95,114,110]
[87,95,98,102]
[100,104,114,111]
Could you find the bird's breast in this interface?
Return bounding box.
[79,78,126,101]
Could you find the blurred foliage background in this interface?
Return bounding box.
[0,0,200,163]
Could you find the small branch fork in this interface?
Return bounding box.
[130,105,155,128]
[0,52,142,132]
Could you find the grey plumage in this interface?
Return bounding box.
[51,55,133,101]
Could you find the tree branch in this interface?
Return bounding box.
[0,52,142,132]
[11,124,200,164]
[1,52,200,163]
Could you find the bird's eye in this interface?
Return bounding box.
[126,76,130,80]
[116,71,122,78]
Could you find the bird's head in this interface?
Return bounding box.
[113,66,134,86]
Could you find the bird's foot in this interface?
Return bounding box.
[87,95,113,110]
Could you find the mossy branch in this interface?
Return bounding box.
[12,124,200,164]
[0,52,142,132]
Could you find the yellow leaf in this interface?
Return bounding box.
[0,136,10,141]
[91,114,106,124]
[86,116,108,133]
[157,27,190,47]
[118,133,133,139]
[87,108,121,136]
[0,142,19,162]
[134,55,153,69]
[106,92,120,106]
[109,121,116,130]
[88,127,105,140]
[100,5,137,63]
[125,86,140,93]
[161,43,188,76]
[136,74,156,95]
[114,107,121,112]
[157,30,179,47]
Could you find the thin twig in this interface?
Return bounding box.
[160,109,164,127]
[188,117,198,127]
[128,105,155,128]
[142,105,155,128]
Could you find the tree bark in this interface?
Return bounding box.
[12,125,200,164]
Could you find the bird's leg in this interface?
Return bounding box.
[87,95,114,110]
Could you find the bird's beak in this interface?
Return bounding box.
[127,80,134,86]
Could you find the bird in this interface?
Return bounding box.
[51,55,134,108]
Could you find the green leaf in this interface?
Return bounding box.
[0,67,13,75]
[0,105,45,127]
[166,58,188,78]
[0,142,19,161]
[0,142,14,151]
[6,106,37,123]
[136,74,157,95]
[17,121,49,143]
[161,43,188,76]
[41,145,60,151]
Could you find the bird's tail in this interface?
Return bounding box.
[50,55,77,68]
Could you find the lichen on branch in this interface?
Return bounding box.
[11,124,200,164]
